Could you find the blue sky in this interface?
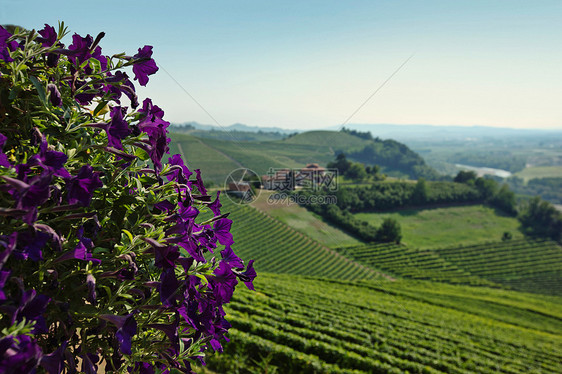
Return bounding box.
[4,1,562,129]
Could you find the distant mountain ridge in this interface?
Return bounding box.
[171,121,301,134]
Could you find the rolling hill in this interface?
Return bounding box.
[168,129,439,184]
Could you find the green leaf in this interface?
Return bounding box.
[92,100,109,117]
[89,57,101,73]
[29,75,47,105]
[122,229,134,244]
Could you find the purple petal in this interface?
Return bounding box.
[214,218,233,247]
[209,191,222,216]
[37,24,57,47]
[132,46,158,86]
[241,260,257,291]
[220,246,243,269]
[47,83,62,107]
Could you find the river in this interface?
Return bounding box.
[455,164,512,178]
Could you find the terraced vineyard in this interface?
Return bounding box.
[338,239,562,295]
[219,197,378,281]
[205,273,562,374]
[339,243,497,287]
[434,239,562,295]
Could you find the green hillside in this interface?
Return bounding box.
[166,133,241,184]
[168,130,437,184]
[204,273,562,374]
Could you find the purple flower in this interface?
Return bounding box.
[137,99,170,172]
[240,260,257,290]
[220,246,243,269]
[12,289,51,334]
[165,154,192,185]
[14,229,49,261]
[193,169,207,195]
[147,319,179,353]
[0,26,18,62]
[99,314,137,355]
[0,334,42,372]
[214,218,234,247]
[132,46,158,86]
[56,241,101,265]
[104,71,138,108]
[153,245,179,269]
[27,137,71,178]
[67,33,93,65]
[159,268,179,307]
[34,223,62,252]
[0,232,17,270]
[209,191,222,216]
[107,106,131,150]
[0,133,11,168]
[39,341,67,374]
[3,172,53,214]
[129,362,155,374]
[67,165,103,206]
[47,83,62,107]
[154,199,175,212]
[210,261,238,303]
[37,24,57,47]
[80,352,99,374]
[0,270,10,301]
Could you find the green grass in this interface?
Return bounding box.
[251,190,363,248]
[204,273,562,374]
[515,166,562,182]
[354,204,523,248]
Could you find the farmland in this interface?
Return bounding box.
[203,273,562,374]
[338,239,562,295]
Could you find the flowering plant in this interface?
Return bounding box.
[0,23,255,373]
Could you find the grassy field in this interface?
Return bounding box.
[201,273,562,374]
[250,190,363,248]
[354,204,523,248]
[515,166,562,181]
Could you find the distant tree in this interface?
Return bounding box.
[411,178,428,205]
[518,197,562,242]
[454,170,478,184]
[376,218,402,244]
[491,184,517,216]
[345,162,368,181]
[475,177,498,200]
[502,231,513,241]
[327,152,352,175]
